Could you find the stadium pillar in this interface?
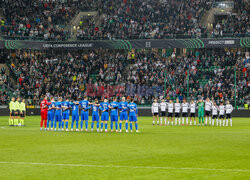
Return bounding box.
[187,69,189,101]
[164,70,166,99]
[234,67,237,109]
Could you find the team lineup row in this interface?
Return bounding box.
[40,96,139,132]
[151,98,234,126]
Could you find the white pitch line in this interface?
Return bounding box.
[0,162,250,173]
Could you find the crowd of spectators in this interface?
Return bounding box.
[0,0,78,41]
[0,48,249,107]
[77,0,211,40]
[211,0,249,38]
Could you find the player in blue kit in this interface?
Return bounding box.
[109,97,119,132]
[71,99,80,131]
[79,96,91,132]
[47,96,55,131]
[54,97,63,131]
[61,97,71,131]
[118,97,128,132]
[128,98,139,133]
[100,99,109,132]
[91,99,100,132]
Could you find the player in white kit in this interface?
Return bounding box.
[189,99,196,125]
[174,98,181,125]
[205,98,212,126]
[218,101,225,126]
[167,100,174,125]
[160,99,167,125]
[211,101,218,126]
[181,99,189,125]
[225,100,233,126]
[151,99,159,125]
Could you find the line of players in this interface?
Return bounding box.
[40,96,139,132]
[151,98,234,126]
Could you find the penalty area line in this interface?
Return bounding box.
[0,162,250,173]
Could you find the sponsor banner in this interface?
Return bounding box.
[1,38,249,50]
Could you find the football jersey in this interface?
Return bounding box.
[128,103,138,116]
[79,100,89,111]
[62,101,70,114]
[168,103,174,113]
[71,102,79,115]
[160,102,167,112]
[205,101,212,111]
[182,103,189,113]
[110,101,119,116]
[54,102,62,114]
[174,103,181,113]
[225,104,233,114]
[218,105,225,115]
[100,102,109,112]
[91,104,99,116]
[151,103,159,113]
[118,101,128,113]
[190,103,196,113]
[212,105,218,115]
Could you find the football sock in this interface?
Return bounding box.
[175,118,177,125]
[202,117,204,123]
[125,122,128,130]
[179,118,181,125]
[199,117,201,124]
[160,117,162,124]
[80,120,83,129]
[209,117,211,125]
[105,123,108,130]
[223,120,225,126]
[76,120,79,129]
[61,121,64,129]
[47,120,50,128]
[219,120,221,126]
[91,122,94,129]
[97,121,99,129]
[101,122,104,130]
[216,119,218,126]
[58,121,61,129]
[44,120,47,128]
[130,123,133,130]
[186,117,188,125]
[226,119,228,126]
[165,118,167,124]
[65,121,68,129]
[21,119,24,125]
[153,120,155,125]
[51,120,53,128]
[182,117,184,125]
[119,122,122,130]
[71,120,74,129]
[10,119,14,125]
[55,121,57,129]
[157,120,159,125]
[135,123,138,130]
[115,122,118,130]
[230,118,232,126]
[40,120,44,127]
[110,122,113,130]
[85,121,88,130]
[212,119,214,126]
[171,121,173,125]
[194,120,196,125]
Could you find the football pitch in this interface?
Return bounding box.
[0,116,250,180]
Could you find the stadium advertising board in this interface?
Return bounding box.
[1,38,249,50]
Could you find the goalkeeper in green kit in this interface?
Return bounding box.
[197,99,204,125]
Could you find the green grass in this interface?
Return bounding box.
[0,116,250,180]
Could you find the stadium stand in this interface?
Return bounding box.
[1,49,249,107]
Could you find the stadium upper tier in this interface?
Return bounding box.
[0,0,249,41]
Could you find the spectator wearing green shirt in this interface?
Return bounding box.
[14,97,21,126]
[9,97,15,126]
[20,99,26,126]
